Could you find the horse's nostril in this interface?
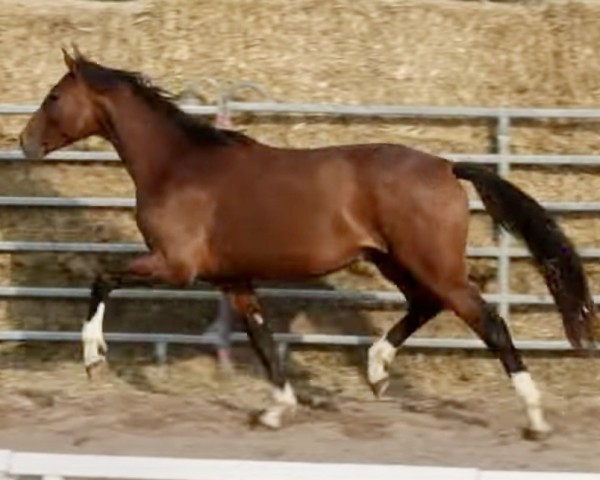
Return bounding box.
[18,134,41,160]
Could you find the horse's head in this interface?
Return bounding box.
[19,47,101,160]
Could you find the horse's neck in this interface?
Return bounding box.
[101,93,186,191]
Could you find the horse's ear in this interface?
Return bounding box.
[71,42,83,60]
[62,47,77,74]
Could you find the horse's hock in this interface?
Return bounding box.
[0,0,600,400]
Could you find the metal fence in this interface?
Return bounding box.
[2,100,600,360]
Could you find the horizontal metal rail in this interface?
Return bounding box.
[0,284,579,306]
[1,196,599,213]
[1,241,600,260]
[0,241,146,253]
[0,196,135,208]
[6,101,600,119]
[5,149,600,167]
[0,329,579,352]
[449,154,600,166]
[0,150,120,162]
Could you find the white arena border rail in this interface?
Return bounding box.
[0,450,598,480]
[2,100,600,358]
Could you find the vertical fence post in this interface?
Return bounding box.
[496,115,511,322]
[154,341,168,365]
[277,341,289,371]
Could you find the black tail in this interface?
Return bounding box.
[453,161,596,350]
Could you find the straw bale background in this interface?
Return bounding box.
[0,0,600,400]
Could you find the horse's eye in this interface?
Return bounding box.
[47,92,59,102]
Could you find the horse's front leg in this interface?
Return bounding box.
[83,253,165,377]
[227,286,297,429]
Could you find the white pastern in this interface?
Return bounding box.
[258,382,298,429]
[367,336,396,386]
[82,302,107,369]
[511,371,552,435]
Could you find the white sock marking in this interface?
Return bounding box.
[368,336,396,386]
[511,371,552,433]
[259,382,297,429]
[82,302,107,367]
[272,381,298,407]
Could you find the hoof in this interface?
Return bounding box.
[522,425,553,442]
[249,402,296,430]
[296,392,339,412]
[249,408,287,430]
[367,338,396,399]
[369,377,390,399]
[257,409,284,430]
[249,382,297,430]
[85,356,105,380]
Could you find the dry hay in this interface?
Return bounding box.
[2,0,600,107]
[0,0,600,398]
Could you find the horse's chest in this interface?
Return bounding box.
[135,208,157,244]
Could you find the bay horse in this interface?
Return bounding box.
[19,48,596,439]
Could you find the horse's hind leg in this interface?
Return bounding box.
[443,283,552,439]
[226,285,297,429]
[368,296,441,398]
[367,255,443,397]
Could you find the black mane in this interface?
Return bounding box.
[74,55,250,146]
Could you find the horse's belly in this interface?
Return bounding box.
[211,224,374,279]
[222,248,361,279]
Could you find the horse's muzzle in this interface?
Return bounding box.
[19,132,44,160]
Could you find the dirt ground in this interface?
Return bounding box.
[0,350,597,474]
[3,392,600,474]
